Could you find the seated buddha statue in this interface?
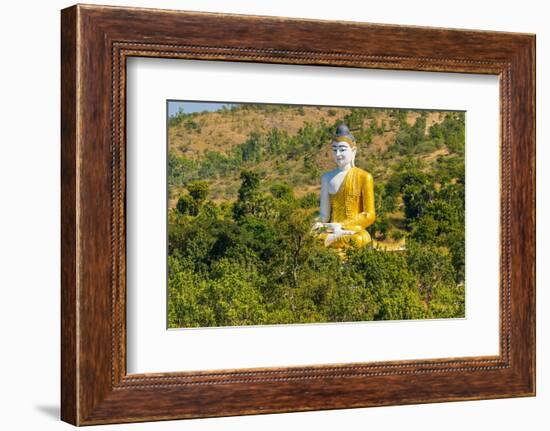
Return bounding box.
[313,124,376,250]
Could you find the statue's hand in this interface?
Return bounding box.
[312,222,345,233]
[325,222,343,232]
[324,225,357,246]
[312,222,324,231]
[333,226,356,237]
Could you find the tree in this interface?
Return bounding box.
[410,200,461,245]
[406,242,455,305]
[187,180,209,203]
[175,181,209,216]
[237,170,260,200]
[429,112,465,155]
[402,182,435,221]
[167,256,215,328]
[236,131,263,162]
[176,194,198,216]
[270,182,295,201]
[233,170,277,221]
[349,247,427,320]
[204,259,268,326]
[298,192,318,209]
[267,127,289,155]
[167,153,198,188]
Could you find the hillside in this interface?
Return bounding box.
[168,104,454,206]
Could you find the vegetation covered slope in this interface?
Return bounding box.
[167,104,465,328]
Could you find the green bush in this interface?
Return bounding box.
[176,194,198,216]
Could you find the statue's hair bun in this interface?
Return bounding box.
[334,123,356,142]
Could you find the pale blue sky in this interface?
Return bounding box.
[168,101,235,117]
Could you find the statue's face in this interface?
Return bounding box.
[332,141,356,169]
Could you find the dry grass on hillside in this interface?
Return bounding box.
[168,105,452,204]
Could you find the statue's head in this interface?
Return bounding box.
[331,123,357,169]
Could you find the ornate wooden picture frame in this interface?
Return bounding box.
[61,4,535,425]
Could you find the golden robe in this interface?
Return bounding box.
[322,167,376,249]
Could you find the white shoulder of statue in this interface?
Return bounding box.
[322,168,340,179]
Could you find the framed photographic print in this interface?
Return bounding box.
[61,4,535,425]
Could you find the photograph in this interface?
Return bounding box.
[167,101,466,328]
[51,2,536,426]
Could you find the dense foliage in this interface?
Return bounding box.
[167,105,465,328]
